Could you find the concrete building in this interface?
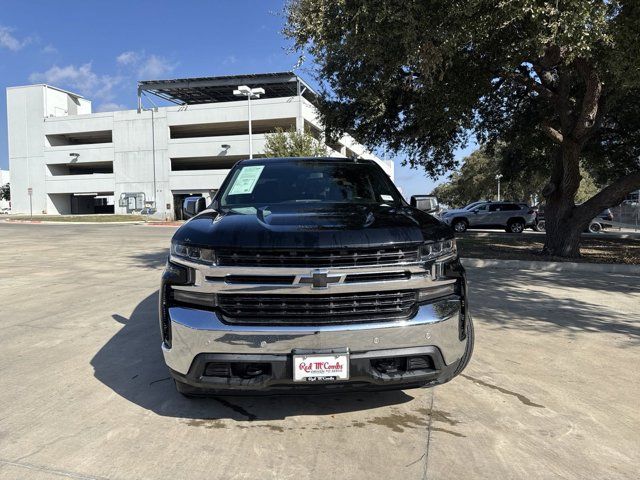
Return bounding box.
[6,72,392,219]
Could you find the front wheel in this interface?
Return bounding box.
[507,220,525,233]
[588,222,602,233]
[452,219,468,233]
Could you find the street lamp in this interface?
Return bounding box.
[233,85,265,158]
[496,174,503,201]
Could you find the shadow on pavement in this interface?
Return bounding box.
[468,269,640,343]
[91,292,415,421]
[130,250,168,269]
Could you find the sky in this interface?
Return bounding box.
[0,0,474,196]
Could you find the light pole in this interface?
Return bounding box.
[140,106,158,211]
[233,86,265,158]
[496,174,503,201]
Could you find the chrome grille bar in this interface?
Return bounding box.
[218,290,418,325]
[216,246,421,268]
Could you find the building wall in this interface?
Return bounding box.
[7,84,393,218]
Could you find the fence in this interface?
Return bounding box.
[609,201,640,231]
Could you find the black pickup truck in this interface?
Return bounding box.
[160,157,473,395]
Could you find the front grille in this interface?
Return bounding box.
[216,246,421,268]
[218,290,417,325]
[206,271,413,286]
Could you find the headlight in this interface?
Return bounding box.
[420,239,456,261]
[171,241,217,265]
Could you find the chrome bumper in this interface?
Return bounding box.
[162,297,466,375]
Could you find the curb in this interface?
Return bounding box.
[2,219,183,226]
[461,257,640,274]
[461,230,640,240]
[2,220,144,225]
[143,222,183,227]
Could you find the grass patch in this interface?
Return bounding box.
[457,232,640,265]
[6,214,146,222]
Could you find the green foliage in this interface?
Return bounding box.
[284,0,640,186]
[263,128,328,158]
[0,183,9,202]
[575,168,601,203]
[433,147,600,207]
[431,148,547,207]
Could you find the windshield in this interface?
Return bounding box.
[463,201,483,210]
[219,161,403,209]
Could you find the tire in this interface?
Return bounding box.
[453,314,474,377]
[507,219,525,233]
[588,222,602,233]
[534,220,546,232]
[451,219,468,233]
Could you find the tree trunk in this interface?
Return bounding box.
[542,141,588,258]
[543,211,588,257]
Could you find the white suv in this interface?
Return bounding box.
[442,201,536,233]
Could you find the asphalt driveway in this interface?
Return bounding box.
[0,223,638,479]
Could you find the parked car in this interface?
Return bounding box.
[160,157,473,395]
[532,205,613,233]
[0,207,10,214]
[440,201,536,233]
[410,195,439,214]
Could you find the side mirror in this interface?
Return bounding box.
[472,208,480,213]
[410,195,439,213]
[183,197,206,218]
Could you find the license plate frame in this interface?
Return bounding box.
[292,348,350,383]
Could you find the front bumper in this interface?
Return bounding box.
[162,296,469,392]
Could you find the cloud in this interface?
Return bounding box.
[137,54,175,79]
[117,50,176,79]
[116,50,139,65]
[30,63,98,92]
[95,102,129,112]
[0,26,31,51]
[29,63,122,100]
[42,44,58,54]
[223,55,238,65]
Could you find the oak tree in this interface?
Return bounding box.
[285,0,640,256]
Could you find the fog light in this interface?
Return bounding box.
[172,289,217,307]
[417,283,456,303]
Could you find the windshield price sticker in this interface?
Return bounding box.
[228,165,265,195]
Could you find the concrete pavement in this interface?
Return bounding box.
[0,223,638,479]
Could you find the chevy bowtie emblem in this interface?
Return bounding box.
[298,270,342,289]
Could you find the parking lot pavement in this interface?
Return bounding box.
[0,223,638,480]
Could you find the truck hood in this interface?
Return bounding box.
[172,203,453,250]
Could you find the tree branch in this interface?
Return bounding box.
[555,68,573,134]
[573,58,603,140]
[531,62,556,91]
[542,123,564,144]
[502,69,556,99]
[576,171,640,222]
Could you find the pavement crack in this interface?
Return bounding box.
[213,398,258,421]
[461,374,545,408]
[405,452,426,468]
[0,458,109,480]
[422,389,435,480]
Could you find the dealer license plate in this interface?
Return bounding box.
[293,353,350,382]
